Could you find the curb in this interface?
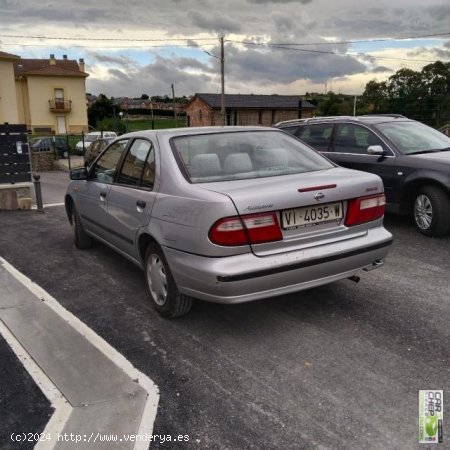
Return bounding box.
[0,257,159,449]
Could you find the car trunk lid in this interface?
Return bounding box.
[202,167,384,256]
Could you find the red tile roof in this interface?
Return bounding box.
[0,51,20,60]
[14,58,88,78]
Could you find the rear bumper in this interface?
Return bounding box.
[164,226,393,304]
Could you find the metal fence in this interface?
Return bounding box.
[0,124,31,184]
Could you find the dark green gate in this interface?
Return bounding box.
[0,124,31,184]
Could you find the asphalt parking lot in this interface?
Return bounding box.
[1,173,449,449]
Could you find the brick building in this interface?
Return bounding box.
[186,93,315,127]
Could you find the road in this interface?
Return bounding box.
[0,187,449,449]
[32,170,70,205]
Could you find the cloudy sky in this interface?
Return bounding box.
[1,0,449,97]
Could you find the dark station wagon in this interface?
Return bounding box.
[276,115,450,237]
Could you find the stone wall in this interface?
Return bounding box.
[30,151,58,172]
[0,183,33,210]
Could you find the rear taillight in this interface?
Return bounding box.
[209,212,282,246]
[345,194,386,227]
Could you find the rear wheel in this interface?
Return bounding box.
[145,244,193,318]
[72,205,93,249]
[413,186,450,237]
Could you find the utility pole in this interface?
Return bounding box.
[353,96,357,116]
[171,84,177,124]
[220,36,225,126]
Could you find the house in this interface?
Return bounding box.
[0,51,21,124]
[186,93,315,127]
[0,51,89,134]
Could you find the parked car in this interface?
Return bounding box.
[29,136,70,158]
[84,137,116,169]
[276,115,450,237]
[65,127,392,317]
[75,131,117,153]
[439,124,450,136]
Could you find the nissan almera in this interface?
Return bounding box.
[66,127,393,317]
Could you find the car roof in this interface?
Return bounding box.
[120,126,279,140]
[96,136,115,141]
[276,115,413,127]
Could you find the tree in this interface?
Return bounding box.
[361,80,389,114]
[141,94,149,100]
[88,94,115,128]
[361,61,450,127]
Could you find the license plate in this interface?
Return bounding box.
[281,202,343,229]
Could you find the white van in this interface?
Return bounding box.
[76,131,117,153]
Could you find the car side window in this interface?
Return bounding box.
[117,139,154,188]
[91,139,128,183]
[297,124,333,151]
[334,124,385,154]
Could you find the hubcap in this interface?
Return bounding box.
[414,194,433,230]
[147,254,168,306]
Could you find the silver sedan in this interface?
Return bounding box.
[65,127,393,317]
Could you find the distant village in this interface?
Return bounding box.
[86,94,189,114]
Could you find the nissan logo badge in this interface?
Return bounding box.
[314,192,325,201]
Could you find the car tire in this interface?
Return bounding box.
[73,205,93,249]
[413,186,450,237]
[145,244,193,318]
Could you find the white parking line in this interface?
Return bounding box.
[31,202,65,209]
[0,257,159,450]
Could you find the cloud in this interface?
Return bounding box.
[247,0,312,3]
[433,49,450,59]
[425,4,450,21]
[86,55,217,97]
[0,0,447,97]
[189,11,241,33]
[223,43,367,84]
[88,53,136,67]
[370,66,393,73]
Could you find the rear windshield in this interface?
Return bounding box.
[85,135,99,142]
[171,131,334,183]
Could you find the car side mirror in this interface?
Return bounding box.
[367,145,384,156]
[70,167,88,180]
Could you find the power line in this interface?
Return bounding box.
[228,40,440,62]
[232,31,450,47]
[1,31,448,45]
[0,33,219,42]
[0,42,202,49]
[357,54,436,63]
[228,41,337,55]
[1,32,444,62]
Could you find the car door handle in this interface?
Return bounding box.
[100,191,107,201]
[136,200,146,209]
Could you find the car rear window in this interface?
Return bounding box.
[171,131,333,183]
[85,134,101,142]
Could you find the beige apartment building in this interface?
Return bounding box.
[0,51,88,134]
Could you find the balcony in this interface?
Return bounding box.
[49,99,72,112]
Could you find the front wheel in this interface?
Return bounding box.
[413,186,450,237]
[145,244,193,318]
